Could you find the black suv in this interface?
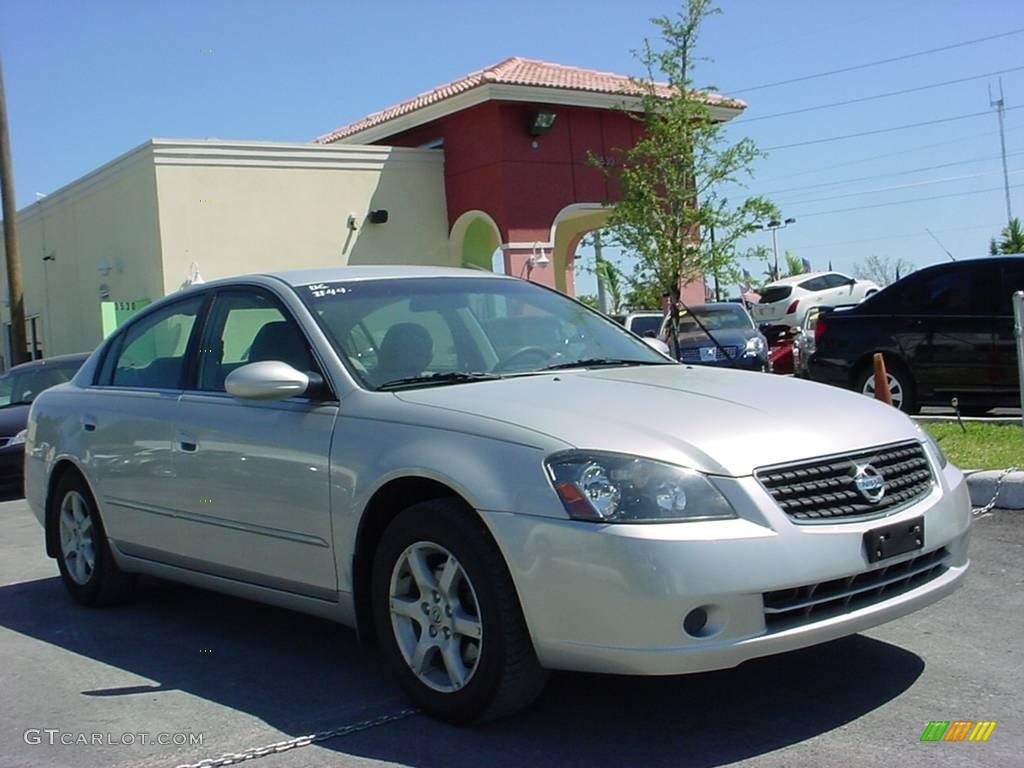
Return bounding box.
[807,256,1024,414]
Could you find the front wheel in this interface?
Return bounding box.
[371,498,548,723]
[855,360,918,414]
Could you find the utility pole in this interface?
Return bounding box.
[990,79,1014,225]
[0,58,28,366]
[710,224,720,301]
[593,230,609,314]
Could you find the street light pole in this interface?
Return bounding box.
[758,217,797,280]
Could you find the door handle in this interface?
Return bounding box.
[82,415,97,432]
[178,431,198,453]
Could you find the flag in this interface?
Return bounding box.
[801,258,812,273]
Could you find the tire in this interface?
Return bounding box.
[854,359,918,414]
[371,498,548,723]
[52,472,135,606]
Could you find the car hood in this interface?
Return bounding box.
[393,365,922,477]
[676,328,756,348]
[0,404,29,438]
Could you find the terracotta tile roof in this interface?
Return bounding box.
[315,56,744,144]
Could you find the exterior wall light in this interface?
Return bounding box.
[368,209,389,224]
[528,110,557,137]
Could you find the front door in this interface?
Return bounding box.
[172,288,338,598]
[900,264,994,400]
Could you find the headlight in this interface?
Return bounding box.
[545,451,737,523]
[744,336,766,356]
[8,429,26,447]
[920,430,949,468]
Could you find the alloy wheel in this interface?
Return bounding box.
[59,490,96,585]
[861,372,904,410]
[388,541,483,693]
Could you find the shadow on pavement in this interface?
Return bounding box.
[0,575,925,767]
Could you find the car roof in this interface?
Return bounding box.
[264,265,509,287]
[7,352,90,374]
[767,271,841,287]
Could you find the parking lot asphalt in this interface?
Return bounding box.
[0,498,1021,768]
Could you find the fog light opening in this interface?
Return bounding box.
[683,607,709,637]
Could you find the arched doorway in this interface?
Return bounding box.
[449,210,502,271]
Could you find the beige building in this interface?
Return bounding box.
[0,138,448,364]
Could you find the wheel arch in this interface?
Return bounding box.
[44,458,94,559]
[353,475,484,645]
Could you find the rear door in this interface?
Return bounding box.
[988,259,1024,399]
[86,294,207,550]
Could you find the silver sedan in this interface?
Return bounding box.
[25,266,970,723]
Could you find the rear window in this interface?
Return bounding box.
[761,286,793,304]
[628,316,663,337]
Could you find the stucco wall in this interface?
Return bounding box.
[0,142,164,361]
[151,140,449,295]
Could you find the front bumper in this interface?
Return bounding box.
[482,457,970,675]
[679,353,768,372]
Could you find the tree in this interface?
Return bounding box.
[783,250,804,278]
[596,0,776,351]
[576,294,601,310]
[595,259,625,313]
[990,217,1024,254]
[853,254,915,286]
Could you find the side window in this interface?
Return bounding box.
[110,297,203,389]
[822,274,850,289]
[997,262,1024,316]
[197,290,319,392]
[914,269,975,316]
[799,277,826,292]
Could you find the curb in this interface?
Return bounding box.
[963,470,1024,510]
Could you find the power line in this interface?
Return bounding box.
[782,168,1023,207]
[796,183,1024,218]
[732,65,1024,123]
[764,105,1024,150]
[728,28,1024,94]
[762,151,1024,197]
[753,123,1024,186]
[792,222,1004,252]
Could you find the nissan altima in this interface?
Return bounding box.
[25,266,970,723]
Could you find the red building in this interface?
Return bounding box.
[317,57,744,303]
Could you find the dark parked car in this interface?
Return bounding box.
[661,303,769,371]
[0,353,89,497]
[807,256,1024,414]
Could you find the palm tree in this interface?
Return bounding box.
[595,259,623,313]
[990,217,1024,254]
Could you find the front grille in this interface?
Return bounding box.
[756,441,934,522]
[680,345,742,363]
[763,547,949,631]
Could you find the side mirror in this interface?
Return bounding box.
[225,361,313,400]
[642,330,657,338]
[642,337,672,357]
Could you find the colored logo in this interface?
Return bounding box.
[853,463,886,503]
[920,721,997,742]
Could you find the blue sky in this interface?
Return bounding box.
[1,0,1022,297]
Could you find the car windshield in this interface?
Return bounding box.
[675,305,754,335]
[301,276,673,389]
[0,362,80,407]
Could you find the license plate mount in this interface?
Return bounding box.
[864,516,924,563]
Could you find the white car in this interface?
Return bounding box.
[752,272,879,328]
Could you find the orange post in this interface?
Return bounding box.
[872,353,892,405]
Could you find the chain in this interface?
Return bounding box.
[173,708,418,768]
[972,466,1020,517]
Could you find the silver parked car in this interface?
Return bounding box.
[25,267,970,723]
